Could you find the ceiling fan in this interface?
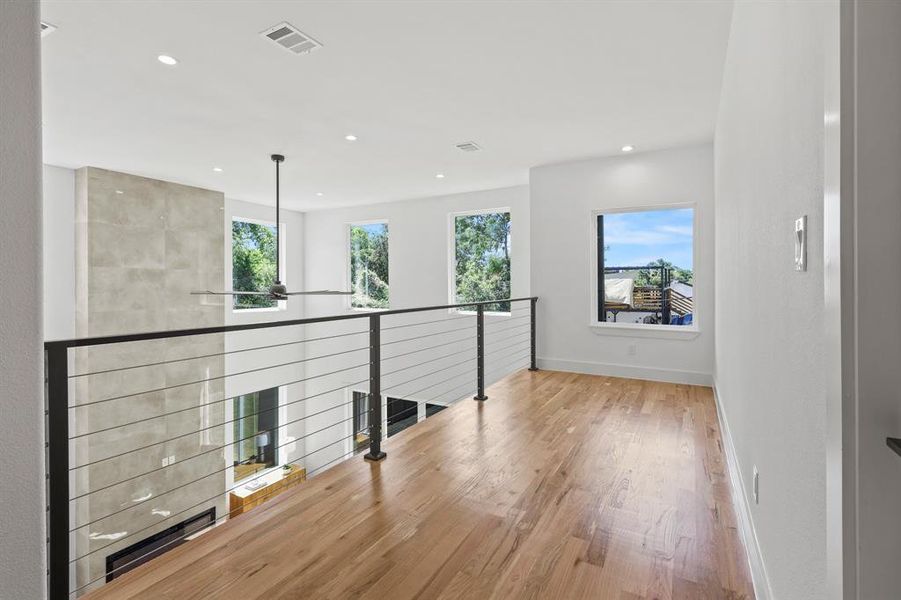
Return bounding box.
[192,154,350,300]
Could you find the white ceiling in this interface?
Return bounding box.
[41,1,733,211]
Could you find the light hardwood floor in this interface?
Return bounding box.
[87,370,755,600]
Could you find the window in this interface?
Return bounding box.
[232,219,281,310]
[233,388,278,482]
[595,207,695,327]
[386,397,417,438]
[425,403,446,418]
[453,211,511,313]
[352,391,370,453]
[349,222,389,309]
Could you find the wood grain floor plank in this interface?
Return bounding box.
[85,370,754,600]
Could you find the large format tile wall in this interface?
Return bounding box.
[71,168,227,591]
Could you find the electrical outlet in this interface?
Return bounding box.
[627,343,637,356]
[161,457,169,467]
[168,455,175,465]
[753,466,760,504]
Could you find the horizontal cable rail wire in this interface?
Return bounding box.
[484,329,529,347]
[69,351,371,440]
[379,312,472,331]
[381,331,474,362]
[381,345,475,379]
[428,378,478,402]
[379,327,474,348]
[385,372,475,409]
[386,353,529,428]
[484,316,531,335]
[485,326,528,341]
[46,296,538,600]
[68,328,369,379]
[383,372,485,423]
[382,362,478,404]
[484,324,529,339]
[47,297,537,350]
[70,397,362,509]
[389,376,477,410]
[71,445,361,598]
[486,338,530,357]
[486,311,531,322]
[383,368,474,408]
[67,345,370,409]
[71,433,361,581]
[70,363,370,471]
[69,380,369,502]
[69,417,356,540]
[486,352,531,376]
[380,354,475,394]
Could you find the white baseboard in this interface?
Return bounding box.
[713,382,774,600]
[538,357,713,386]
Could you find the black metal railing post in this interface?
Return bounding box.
[474,305,487,401]
[529,297,539,371]
[364,313,386,461]
[46,343,69,600]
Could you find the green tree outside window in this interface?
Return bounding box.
[350,223,389,309]
[455,212,511,313]
[232,220,278,309]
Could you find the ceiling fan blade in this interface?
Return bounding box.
[283,290,352,296]
[190,290,271,296]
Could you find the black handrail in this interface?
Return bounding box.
[44,296,538,600]
[43,296,538,350]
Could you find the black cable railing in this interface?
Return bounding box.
[44,296,538,599]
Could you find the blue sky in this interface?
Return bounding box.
[603,208,693,269]
[355,223,388,235]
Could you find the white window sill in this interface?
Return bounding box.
[232,306,284,314]
[589,321,700,340]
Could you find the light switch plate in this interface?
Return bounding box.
[794,216,807,271]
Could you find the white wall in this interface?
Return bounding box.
[43,164,76,340]
[0,1,46,598]
[850,1,901,597]
[224,197,305,326]
[304,185,530,316]
[529,144,714,385]
[223,198,309,488]
[303,185,532,462]
[714,2,830,598]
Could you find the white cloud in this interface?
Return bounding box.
[656,225,693,237]
[603,217,692,246]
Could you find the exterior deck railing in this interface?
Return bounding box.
[601,266,693,324]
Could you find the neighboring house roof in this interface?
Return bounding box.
[670,281,693,298]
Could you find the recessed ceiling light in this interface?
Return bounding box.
[115,190,124,195]
[212,167,223,172]
[157,55,178,66]
[621,145,635,153]
[344,134,358,142]
[316,192,324,196]
[435,173,445,179]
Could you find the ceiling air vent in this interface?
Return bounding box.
[261,22,322,55]
[41,21,57,37]
[455,141,482,153]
